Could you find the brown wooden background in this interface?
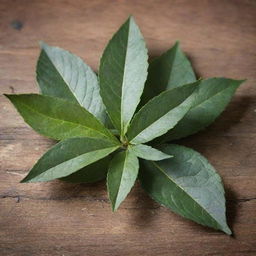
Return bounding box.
[0,0,255,255]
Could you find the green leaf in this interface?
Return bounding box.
[60,156,110,183]
[37,42,106,123]
[159,78,245,142]
[21,137,119,183]
[127,81,199,144]
[107,149,139,211]
[5,94,118,142]
[142,41,196,103]
[99,16,148,136]
[129,144,172,161]
[140,144,231,235]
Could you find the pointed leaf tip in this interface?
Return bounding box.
[20,178,28,183]
[174,41,180,48]
[225,227,232,236]
[39,40,46,49]
[127,15,135,23]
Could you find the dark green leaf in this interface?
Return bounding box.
[159,78,245,142]
[127,81,199,144]
[107,149,139,211]
[5,94,118,142]
[129,144,172,161]
[140,144,231,234]
[37,42,106,123]
[99,16,148,136]
[60,156,110,183]
[21,137,119,183]
[142,41,196,103]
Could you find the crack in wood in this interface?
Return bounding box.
[0,194,109,203]
[228,197,256,203]
[0,194,255,204]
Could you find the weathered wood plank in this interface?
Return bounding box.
[0,0,255,255]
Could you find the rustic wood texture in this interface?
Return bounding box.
[0,0,256,255]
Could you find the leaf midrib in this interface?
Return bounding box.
[120,20,131,135]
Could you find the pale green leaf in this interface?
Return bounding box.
[99,16,148,136]
[129,144,172,161]
[37,42,106,123]
[21,137,119,183]
[107,149,139,211]
[140,144,231,235]
[127,81,200,144]
[5,94,118,142]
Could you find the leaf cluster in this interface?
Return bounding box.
[5,16,245,234]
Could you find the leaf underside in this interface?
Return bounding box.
[37,42,106,123]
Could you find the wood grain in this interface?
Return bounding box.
[0,0,255,255]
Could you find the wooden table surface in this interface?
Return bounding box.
[0,0,255,255]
